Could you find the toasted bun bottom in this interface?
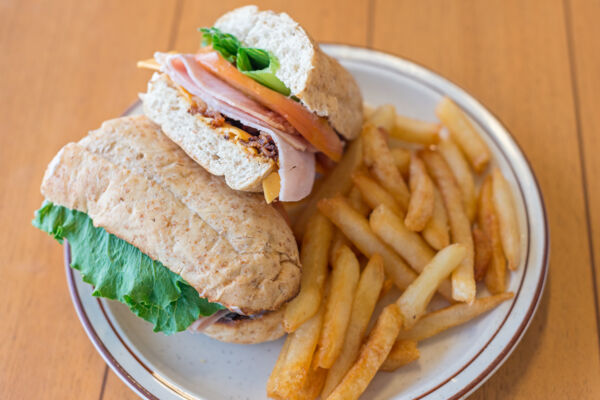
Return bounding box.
[202,309,285,344]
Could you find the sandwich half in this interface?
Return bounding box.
[33,115,301,343]
[140,5,363,203]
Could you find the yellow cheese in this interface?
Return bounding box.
[177,85,195,105]
[137,58,161,71]
[262,172,281,204]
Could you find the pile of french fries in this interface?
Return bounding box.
[272,97,520,400]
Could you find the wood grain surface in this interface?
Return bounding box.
[1,0,599,399]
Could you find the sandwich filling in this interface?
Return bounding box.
[140,28,345,202]
[156,52,315,202]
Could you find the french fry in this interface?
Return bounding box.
[267,308,324,400]
[438,138,477,221]
[293,137,363,238]
[492,168,520,270]
[348,186,371,216]
[363,103,376,121]
[378,278,395,301]
[284,213,333,332]
[296,358,328,400]
[352,172,404,216]
[362,123,410,208]
[321,255,385,398]
[370,204,453,300]
[396,292,514,341]
[318,197,418,290]
[479,175,507,293]
[473,226,492,281]
[390,114,441,145]
[435,97,491,172]
[391,147,411,177]
[327,304,403,400]
[421,150,475,303]
[422,186,450,250]
[316,246,361,368]
[368,104,396,132]
[369,204,433,272]
[380,340,420,372]
[405,155,435,231]
[396,244,467,329]
[329,229,350,265]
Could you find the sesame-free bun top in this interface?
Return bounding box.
[214,5,363,140]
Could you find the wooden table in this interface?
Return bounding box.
[2,0,599,398]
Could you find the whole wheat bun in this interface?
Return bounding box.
[41,115,300,315]
[214,5,363,140]
[203,309,285,344]
[142,73,275,192]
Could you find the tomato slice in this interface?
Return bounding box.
[195,48,343,162]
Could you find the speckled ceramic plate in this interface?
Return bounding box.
[65,44,548,400]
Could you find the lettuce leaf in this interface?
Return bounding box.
[236,48,291,96]
[199,27,240,63]
[32,201,225,335]
[198,27,291,96]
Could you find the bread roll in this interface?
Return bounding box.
[41,115,300,315]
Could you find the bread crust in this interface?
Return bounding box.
[215,5,363,140]
[41,116,301,314]
[203,309,285,344]
[142,73,275,192]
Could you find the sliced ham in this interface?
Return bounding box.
[188,309,229,332]
[156,52,315,202]
[159,53,308,151]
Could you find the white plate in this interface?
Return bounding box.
[65,44,548,400]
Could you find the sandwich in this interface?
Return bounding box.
[33,115,301,344]
[139,5,363,203]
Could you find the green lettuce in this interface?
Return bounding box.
[32,201,225,335]
[199,27,291,96]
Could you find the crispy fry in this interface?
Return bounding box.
[318,197,418,290]
[370,204,453,300]
[316,246,361,368]
[368,104,396,132]
[422,186,450,250]
[321,255,385,398]
[421,150,475,303]
[296,358,328,400]
[293,137,363,238]
[378,278,395,301]
[348,186,371,216]
[396,292,514,341]
[405,155,435,231]
[352,172,404,216]
[390,114,441,145]
[479,175,507,293]
[327,304,403,400]
[438,138,477,221]
[268,308,324,400]
[329,229,350,265]
[436,97,491,172]
[363,103,376,121]
[473,226,492,281]
[391,147,411,177]
[396,244,467,329]
[362,123,410,208]
[380,340,420,372]
[284,213,333,332]
[492,168,520,270]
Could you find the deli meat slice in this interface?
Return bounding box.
[157,52,315,201]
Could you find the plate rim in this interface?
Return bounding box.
[64,43,549,400]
